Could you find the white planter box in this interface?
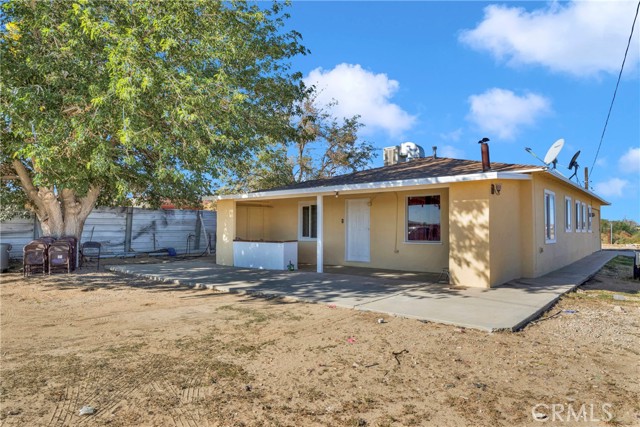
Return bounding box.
[233,241,298,270]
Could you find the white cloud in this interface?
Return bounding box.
[460,1,640,77]
[304,63,416,136]
[595,157,608,168]
[618,147,640,174]
[594,178,629,198]
[440,128,463,142]
[467,88,551,139]
[439,144,465,159]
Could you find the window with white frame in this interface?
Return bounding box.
[544,190,556,243]
[581,202,587,231]
[588,205,593,232]
[298,203,317,240]
[406,195,441,242]
[565,197,572,232]
[575,200,581,232]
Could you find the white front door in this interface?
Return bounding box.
[346,199,370,262]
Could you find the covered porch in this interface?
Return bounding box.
[217,187,451,276]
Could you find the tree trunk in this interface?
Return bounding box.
[12,160,101,241]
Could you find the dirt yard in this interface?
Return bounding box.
[1,255,639,426]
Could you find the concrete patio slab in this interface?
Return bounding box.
[107,250,630,331]
[108,261,423,309]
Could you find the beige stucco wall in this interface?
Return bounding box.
[216,171,603,286]
[530,172,603,277]
[449,179,531,288]
[519,180,536,278]
[489,180,525,286]
[448,181,491,288]
[215,199,236,266]
[236,205,267,241]
[321,190,449,272]
[447,173,604,288]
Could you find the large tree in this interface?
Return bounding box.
[1,0,307,238]
[220,94,376,193]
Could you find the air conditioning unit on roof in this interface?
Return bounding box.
[383,146,399,166]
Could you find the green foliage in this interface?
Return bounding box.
[220,95,376,193]
[601,219,640,244]
[1,0,307,215]
[0,181,30,221]
[220,143,295,194]
[294,96,376,182]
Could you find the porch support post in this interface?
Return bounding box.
[316,194,323,273]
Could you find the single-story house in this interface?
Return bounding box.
[216,145,608,288]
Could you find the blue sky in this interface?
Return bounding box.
[283,1,640,222]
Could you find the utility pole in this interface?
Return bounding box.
[610,222,613,244]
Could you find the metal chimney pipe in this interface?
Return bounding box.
[478,137,491,172]
[432,146,437,159]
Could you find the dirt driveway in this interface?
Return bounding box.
[1,257,639,426]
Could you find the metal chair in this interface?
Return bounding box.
[437,268,450,284]
[23,239,50,276]
[56,236,78,271]
[48,243,70,274]
[81,241,101,271]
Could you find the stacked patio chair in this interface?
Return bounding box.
[39,236,56,245]
[48,238,77,274]
[23,238,53,276]
[54,236,78,272]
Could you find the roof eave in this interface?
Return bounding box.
[544,170,610,205]
[218,170,540,201]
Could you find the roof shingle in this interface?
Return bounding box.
[259,157,539,193]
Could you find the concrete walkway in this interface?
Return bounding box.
[107,250,629,332]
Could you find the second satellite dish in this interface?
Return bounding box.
[543,138,565,168]
[568,150,581,180]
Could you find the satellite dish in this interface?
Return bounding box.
[568,150,580,170]
[568,150,581,180]
[524,147,544,164]
[543,138,565,168]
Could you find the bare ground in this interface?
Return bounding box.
[1,255,639,427]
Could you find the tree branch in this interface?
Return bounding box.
[61,188,79,216]
[12,159,46,213]
[79,186,101,219]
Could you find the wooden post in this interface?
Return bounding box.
[584,167,589,190]
[124,207,133,253]
[316,195,323,273]
[194,210,202,251]
[33,214,40,239]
